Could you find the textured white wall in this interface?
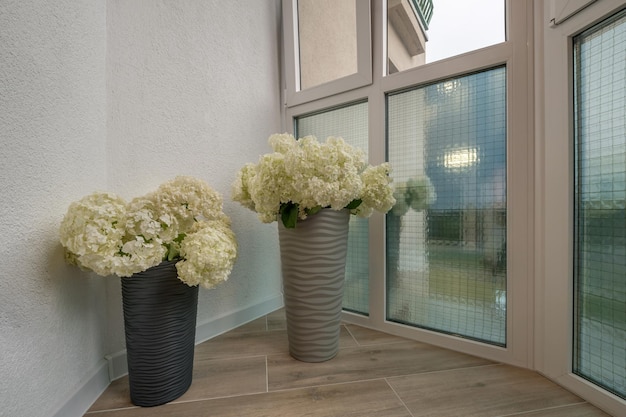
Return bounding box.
[0,1,109,416]
[104,0,283,361]
[0,1,282,416]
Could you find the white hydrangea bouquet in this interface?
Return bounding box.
[59,176,237,289]
[232,133,396,228]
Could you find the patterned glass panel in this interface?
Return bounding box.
[387,67,507,345]
[573,9,626,399]
[296,101,370,315]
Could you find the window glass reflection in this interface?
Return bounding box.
[573,9,626,400]
[387,0,505,74]
[386,67,507,345]
[298,0,358,89]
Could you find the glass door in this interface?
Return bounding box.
[573,8,626,400]
[542,1,625,414]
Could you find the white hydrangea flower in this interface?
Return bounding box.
[232,133,396,227]
[59,192,127,275]
[358,163,396,216]
[269,133,298,154]
[154,175,224,227]
[176,219,238,289]
[231,163,257,212]
[60,177,237,289]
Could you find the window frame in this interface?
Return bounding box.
[539,0,626,414]
[283,0,534,370]
[283,0,373,106]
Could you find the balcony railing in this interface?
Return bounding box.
[411,0,434,30]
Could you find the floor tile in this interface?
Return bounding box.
[86,380,412,417]
[88,356,267,412]
[175,355,267,402]
[511,403,613,416]
[344,323,414,346]
[267,340,493,390]
[193,328,289,360]
[87,377,132,412]
[85,311,611,417]
[228,316,268,333]
[387,364,588,417]
[193,324,357,362]
[266,308,287,330]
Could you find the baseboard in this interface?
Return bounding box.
[195,293,284,344]
[50,359,110,417]
[105,350,128,382]
[105,293,284,381]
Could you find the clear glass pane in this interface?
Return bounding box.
[387,0,505,74]
[296,101,370,315]
[298,0,358,89]
[386,67,507,345]
[573,9,626,400]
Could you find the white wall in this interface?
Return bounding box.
[0,1,108,416]
[0,1,283,416]
[104,0,283,360]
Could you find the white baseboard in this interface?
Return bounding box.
[105,350,128,382]
[50,359,110,417]
[195,293,284,344]
[105,293,284,381]
[53,294,284,417]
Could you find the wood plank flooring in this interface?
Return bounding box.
[85,309,612,417]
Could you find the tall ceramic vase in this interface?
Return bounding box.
[278,208,350,362]
[121,261,199,407]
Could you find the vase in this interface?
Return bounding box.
[278,208,350,362]
[121,261,199,407]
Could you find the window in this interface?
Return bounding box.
[295,102,371,315]
[542,0,625,414]
[573,8,626,400]
[297,0,358,90]
[283,0,372,105]
[387,67,507,345]
[283,0,531,368]
[387,0,506,74]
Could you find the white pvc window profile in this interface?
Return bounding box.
[549,0,597,26]
[540,0,626,414]
[283,0,372,107]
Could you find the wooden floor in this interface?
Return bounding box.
[85,309,612,417]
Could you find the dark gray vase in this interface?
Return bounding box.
[121,261,198,407]
[278,208,350,362]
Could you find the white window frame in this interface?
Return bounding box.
[538,0,626,414]
[283,0,372,106]
[283,0,534,370]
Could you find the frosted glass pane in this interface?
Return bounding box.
[387,67,507,345]
[573,8,626,400]
[296,101,370,315]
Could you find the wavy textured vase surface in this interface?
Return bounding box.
[278,209,350,362]
[121,261,198,407]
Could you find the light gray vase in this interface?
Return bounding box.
[278,208,350,362]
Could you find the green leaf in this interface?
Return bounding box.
[345,199,362,210]
[280,202,299,229]
[306,205,322,216]
[163,242,181,261]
